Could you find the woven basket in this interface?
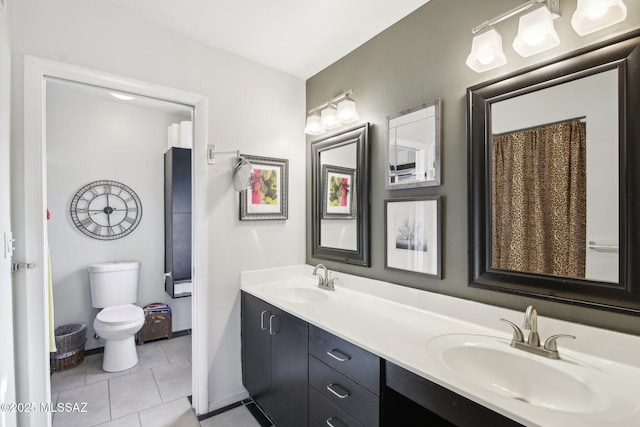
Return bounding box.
[50,324,87,372]
[50,348,85,372]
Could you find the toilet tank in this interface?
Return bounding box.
[88,261,140,308]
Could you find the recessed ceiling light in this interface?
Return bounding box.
[109,92,135,101]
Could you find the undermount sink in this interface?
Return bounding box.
[274,286,330,304]
[426,334,630,414]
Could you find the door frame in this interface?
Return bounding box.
[20,55,209,425]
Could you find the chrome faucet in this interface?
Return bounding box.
[500,305,575,359]
[522,305,540,347]
[312,264,337,291]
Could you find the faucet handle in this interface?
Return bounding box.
[544,334,576,352]
[500,318,524,343]
[327,273,338,289]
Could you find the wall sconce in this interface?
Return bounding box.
[467,0,628,73]
[513,6,560,57]
[571,0,628,36]
[304,90,359,135]
[466,28,508,72]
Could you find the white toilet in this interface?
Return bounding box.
[88,261,145,372]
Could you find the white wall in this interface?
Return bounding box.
[46,86,192,349]
[10,0,305,412]
[0,7,17,427]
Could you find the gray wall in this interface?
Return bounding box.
[306,0,640,334]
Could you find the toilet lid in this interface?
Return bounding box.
[96,304,143,325]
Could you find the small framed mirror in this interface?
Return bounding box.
[385,98,441,189]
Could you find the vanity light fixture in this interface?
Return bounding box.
[467,0,561,73]
[336,95,359,124]
[320,104,341,130]
[513,6,560,57]
[466,28,508,73]
[571,0,628,36]
[304,111,325,135]
[304,89,359,135]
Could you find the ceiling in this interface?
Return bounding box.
[98,0,431,80]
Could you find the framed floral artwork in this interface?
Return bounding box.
[322,165,356,219]
[384,196,441,278]
[239,154,288,220]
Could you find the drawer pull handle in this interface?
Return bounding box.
[326,417,346,427]
[260,310,269,331]
[269,314,278,335]
[326,383,350,399]
[326,349,350,362]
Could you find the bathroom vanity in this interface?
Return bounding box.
[241,265,640,427]
[242,290,519,427]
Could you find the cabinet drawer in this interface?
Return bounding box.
[309,356,379,427]
[309,386,363,427]
[309,325,380,395]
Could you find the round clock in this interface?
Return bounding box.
[70,180,142,240]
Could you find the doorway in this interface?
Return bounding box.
[18,56,209,426]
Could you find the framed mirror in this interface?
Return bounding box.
[468,30,640,314]
[386,98,441,189]
[312,123,370,266]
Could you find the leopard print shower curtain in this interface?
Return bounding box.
[491,118,587,278]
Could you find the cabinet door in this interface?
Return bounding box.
[269,305,309,427]
[241,292,272,410]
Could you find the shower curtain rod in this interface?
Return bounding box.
[492,116,586,137]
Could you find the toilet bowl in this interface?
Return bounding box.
[93,304,145,372]
[88,261,143,372]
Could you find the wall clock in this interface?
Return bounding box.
[70,180,142,240]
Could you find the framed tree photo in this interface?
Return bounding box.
[239,155,288,220]
[384,196,441,278]
[322,164,356,219]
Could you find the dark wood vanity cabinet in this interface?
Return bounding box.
[241,292,309,427]
[308,325,380,427]
[241,292,522,427]
[164,147,192,298]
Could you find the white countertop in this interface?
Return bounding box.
[240,265,640,427]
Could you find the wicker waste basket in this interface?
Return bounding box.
[50,323,87,372]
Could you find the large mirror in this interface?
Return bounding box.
[386,99,441,189]
[468,30,640,313]
[312,124,370,266]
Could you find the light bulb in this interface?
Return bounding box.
[336,97,359,124]
[478,52,496,65]
[321,105,341,130]
[526,32,546,47]
[304,113,325,135]
[586,5,610,20]
[466,28,507,73]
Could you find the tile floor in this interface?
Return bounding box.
[50,334,267,427]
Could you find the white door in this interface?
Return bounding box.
[0,13,17,427]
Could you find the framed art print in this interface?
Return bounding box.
[322,164,356,219]
[384,196,441,278]
[239,154,288,220]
